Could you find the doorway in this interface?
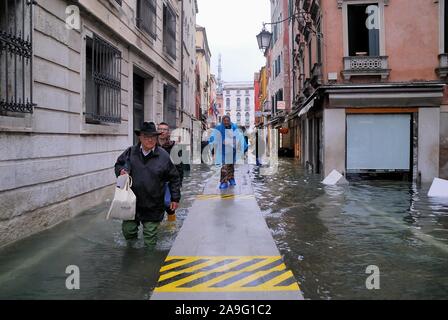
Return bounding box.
[346,113,412,180]
[133,74,145,145]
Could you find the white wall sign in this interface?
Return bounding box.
[277,101,286,110]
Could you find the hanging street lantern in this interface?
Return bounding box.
[256,26,272,52]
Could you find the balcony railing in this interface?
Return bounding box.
[436,53,448,78]
[342,56,390,81]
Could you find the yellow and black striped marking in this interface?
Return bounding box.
[196,194,255,201]
[154,256,300,293]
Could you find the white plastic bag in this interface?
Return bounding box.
[106,175,136,221]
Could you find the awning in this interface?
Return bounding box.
[324,82,445,108]
[265,114,285,128]
[298,97,316,117]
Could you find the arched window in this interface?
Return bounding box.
[226,98,230,109]
[245,112,251,126]
[237,112,241,123]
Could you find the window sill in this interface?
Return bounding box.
[163,48,177,63]
[107,0,125,15]
[0,113,33,133]
[135,26,156,46]
[81,116,126,136]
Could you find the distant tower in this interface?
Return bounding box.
[217,54,223,95]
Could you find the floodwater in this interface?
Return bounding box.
[252,159,448,300]
[0,159,447,300]
[0,165,215,300]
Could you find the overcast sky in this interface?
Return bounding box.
[196,0,270,83]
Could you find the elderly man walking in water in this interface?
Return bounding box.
[114,122,181,249]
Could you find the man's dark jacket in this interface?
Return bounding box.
[159,140,184,185]
[114,144,181,223]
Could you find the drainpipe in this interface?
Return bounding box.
[291,4,296,110]
[180,0,185,127]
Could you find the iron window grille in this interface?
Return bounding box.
[137,0,157,39]
[0,0,35,115]
[163,4,176,59]
[85,34,122,124]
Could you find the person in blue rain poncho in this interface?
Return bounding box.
[209,116,248,189]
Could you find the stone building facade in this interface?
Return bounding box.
[0,0,191,247]
[223,82,256,131]
[195,25,211,128]
[286,0,447,183]
[180,0,199,131]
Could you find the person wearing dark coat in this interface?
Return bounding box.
[157,122,184,218]
[114,122,181,248]
[157,122,184,185]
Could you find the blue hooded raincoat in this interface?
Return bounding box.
[209,122,248,165]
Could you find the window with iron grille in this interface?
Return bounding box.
[137,0,157,39]
[85,34,122,124]
[163,4,176,59]
[0,0,34,116]
[163,84,177,128]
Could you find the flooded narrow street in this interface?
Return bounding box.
[1,160,447,300]
[0,165,215,300]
